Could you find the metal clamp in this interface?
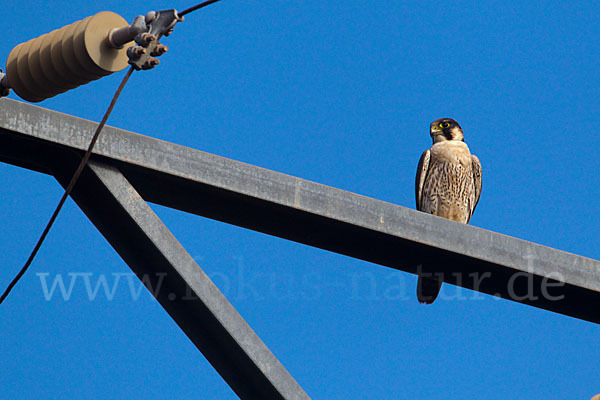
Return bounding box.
[0,69,10,98]
[108,15,147,49]
[127,10,183,71]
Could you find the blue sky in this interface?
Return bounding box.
[1,0,599,398]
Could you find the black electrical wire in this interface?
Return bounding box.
[0,66,135,305]
[179,0,223,17]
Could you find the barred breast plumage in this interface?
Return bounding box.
[420,141,476,223]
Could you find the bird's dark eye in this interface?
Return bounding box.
[440,122,451,128]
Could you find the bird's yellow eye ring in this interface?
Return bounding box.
[440,122,451,128]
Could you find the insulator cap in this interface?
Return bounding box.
[6,11,133,102]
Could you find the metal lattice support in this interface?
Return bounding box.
[1,98,599,397]
[0,99,598,323]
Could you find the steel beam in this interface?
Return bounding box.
[1,98,599,324]
[50,157,309,400]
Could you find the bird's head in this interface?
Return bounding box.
[430,118,464,143]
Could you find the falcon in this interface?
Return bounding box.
[415,118,482,304]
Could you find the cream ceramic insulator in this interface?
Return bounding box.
[6,11,132,102]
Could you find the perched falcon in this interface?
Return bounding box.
[415,118,482,304]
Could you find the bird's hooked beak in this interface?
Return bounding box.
[430,125,443,136]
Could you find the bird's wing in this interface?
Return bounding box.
[415,150,431,211]
[469,154,482,221]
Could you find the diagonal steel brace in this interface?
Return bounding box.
[51,158,310,400]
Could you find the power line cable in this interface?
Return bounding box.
[179,0,223,17]
[0,67,134,305]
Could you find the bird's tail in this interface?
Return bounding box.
[417,275,442,304]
